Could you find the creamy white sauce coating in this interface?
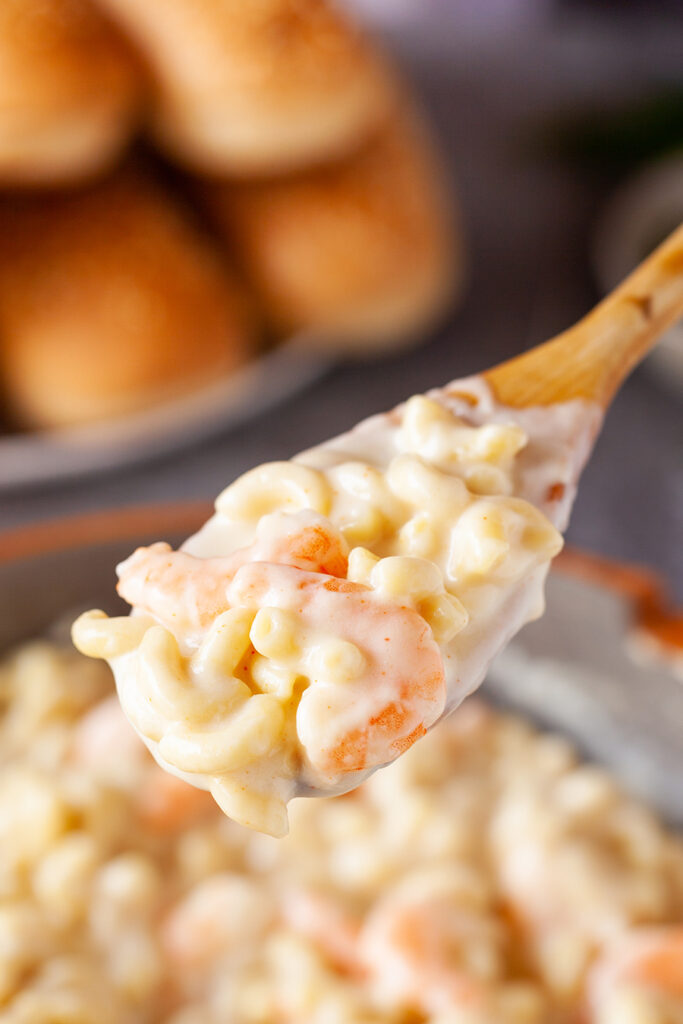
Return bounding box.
[185,374,601,730]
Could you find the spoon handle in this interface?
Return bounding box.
[484,221,683,408]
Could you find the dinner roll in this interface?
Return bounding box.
[201,108,460,351]
[0,165,253,429]
[0,0,142,186]
[95,0,396,175]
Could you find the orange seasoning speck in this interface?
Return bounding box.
[546,482,566,502]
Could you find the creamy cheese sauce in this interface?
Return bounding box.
[4,640,683,1022]
[73,375,601,835]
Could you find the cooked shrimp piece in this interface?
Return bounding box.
[116,511,348,644]
[359,867,504,1015]
[116,540,232,643]
[587,926,683,1021]
[136,769,215,833]
[72,696,213,830]
[281,888,363,975]
[227,562,446,782]
[239,509,349,579]
[161,873,274,976]
[70,695,146,782]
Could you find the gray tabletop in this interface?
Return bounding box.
[2,8,682,596]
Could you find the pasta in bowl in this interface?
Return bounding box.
[73,375,600,835]
[0,637,681,1024]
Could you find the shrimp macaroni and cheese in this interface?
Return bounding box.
[1,640,681,1023]
[73,376,600,835]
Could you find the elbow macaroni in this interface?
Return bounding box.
[74,379,573,835]
[216,461,332,519]
[1,641,682,1023]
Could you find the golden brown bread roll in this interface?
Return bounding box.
[201,108,460,351]
[0,0,142,186]
[95,0,396,175]
[0,165,253,428]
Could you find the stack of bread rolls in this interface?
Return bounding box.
[0,0,461,430]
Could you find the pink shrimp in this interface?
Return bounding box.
[116,511,349,642]
[135,769,215,833]
[227,562,446,781]
[71,697,214,830]
[281,888,363,975]
[161,873,274,976]
[358,873,502,1015]
[71,695,147,777]
[587,926,683,1019]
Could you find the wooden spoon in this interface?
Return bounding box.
[485,221,683,408]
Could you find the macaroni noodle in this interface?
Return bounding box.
[0,641,681,1022]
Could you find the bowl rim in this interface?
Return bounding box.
[0,502,212,563]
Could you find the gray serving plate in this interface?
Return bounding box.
[1,505,681,824]
[0,344,331,490]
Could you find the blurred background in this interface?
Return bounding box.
[0,0,681,597]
